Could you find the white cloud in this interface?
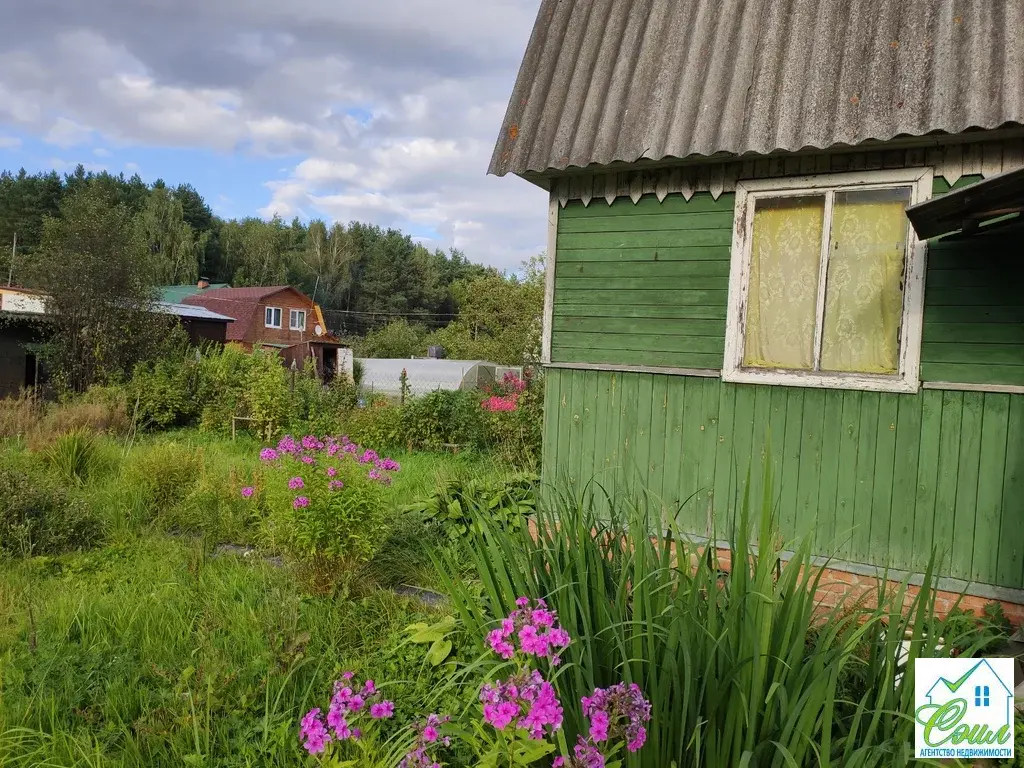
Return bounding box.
[0,0,547,269]
[0,135,21,149]
[44,116,94,148]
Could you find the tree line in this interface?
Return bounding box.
[0,164,530,336]
[1,165,542,391]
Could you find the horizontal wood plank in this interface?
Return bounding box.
[558,211,734,234]
[923,323,1024,345]
[550,346,724,369]
[920,362,1024,386]
[557,229,733,250]
[553,331,725,354]
[553,316,726,336]
[921,342,1024,366]
[557,275,727,291]
[557,246,731,262]
[556,288,729,306]
[555,260,731,278]
[554,304,729,320]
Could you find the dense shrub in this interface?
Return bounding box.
[341,399,406,451]
[0,459,102,556]
[402,389,486,451]
[130,345,200,428]
[481,370,543,468]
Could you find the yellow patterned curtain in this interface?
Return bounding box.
[820,188,911,373]
[743,196,825,370]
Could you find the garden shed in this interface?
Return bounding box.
[358,358,500,397]
[491,0,1024,613]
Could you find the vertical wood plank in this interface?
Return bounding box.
[577,370,598,496]
[951,392,983,580]
[606,372,622,504]
[634,373,655,499]
[834,391,862,561]
[974,394,1009,584]
[697,378,721,535]
[619,373,640,497]
[888,393,923,571]
[541,368,563,490]
[779,389,806,544]
[933,391,964,575]
[997,397,1024,589]
[567,369,586,490]
[767,386,791,534]
[870,394,899,567]
[748,385,773,527]
[796,389,826,543]
[816,390,845,556]
[663,377,687,516]
[679,376,704,532]
[851,393,880,563]
[590,369,613,511]
[913,391,943,573]
[730,384,757,534]
[648,375,670,515]
[712,383,738,537]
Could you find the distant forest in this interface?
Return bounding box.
[0,164,532,343]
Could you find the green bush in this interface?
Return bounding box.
[130,345,200,428]
[481,371,543,468]
[43,428,102,485]
[0,459,102,556]
[197,344,290,439]
[403,389,486,450]
[342,400,406,451]
[403,472,536,540]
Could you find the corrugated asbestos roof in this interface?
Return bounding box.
[489,0,1024,178]
[154,301,235,323]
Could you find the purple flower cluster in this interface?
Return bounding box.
[481,668,564,739]
[299,672,395,755]
[581,682,651,752]
[399,713,451,768]
[553,740,607,768]
[247,433,403,510]
[486,597,571,666]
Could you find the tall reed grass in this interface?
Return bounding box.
[436,462,989,768]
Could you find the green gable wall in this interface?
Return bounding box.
[544,177,1024,593]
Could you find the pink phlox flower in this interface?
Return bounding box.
[362,679,376,695]
[328,480,344,491]
[259,448,278,461]
[299,708,332,754]
[487,628,515,659]
[573,739,606,768]
[326,466,337,477]
[240,486,254,498]
[370,701,394,719]
[368,468,383,481]
[518,624,549,657]
[553,759,566,767]
[515,596,530,608]
[341,671,354,680]
[293,496,310,509]
[588,710,610,742]
[422,725,438,742]
[482,701,520,730]
[531,609,555,627]
[287,476,304,490]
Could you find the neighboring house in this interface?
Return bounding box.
[181,285,352,383]
[925,660,1014,730]
[491,1,1024,607]
[0,287,234,397]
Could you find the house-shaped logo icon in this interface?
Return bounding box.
[925,659,1015,731]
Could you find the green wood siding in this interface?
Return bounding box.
[543,367,1024,590]
[552,193,732,369]
[552,182,1024,385]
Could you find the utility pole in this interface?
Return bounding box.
[7,232,15,287]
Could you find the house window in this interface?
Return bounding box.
[724,168,932,393]
[289,309,306,331]
[264,306,282,328]
[975,685,990,707]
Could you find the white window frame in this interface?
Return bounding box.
[723,168,933,394]
[289,309,306,331]
[264,306,282,328]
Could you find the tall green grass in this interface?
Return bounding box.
[436,463,989,768]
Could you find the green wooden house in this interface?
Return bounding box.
[490,0,1024,603]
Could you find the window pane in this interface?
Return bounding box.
[743,195,825,370]
[821,187,911,374]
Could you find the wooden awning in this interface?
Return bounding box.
[907,166,1024,240]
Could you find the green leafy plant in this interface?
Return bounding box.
[402,389,486,451]
[403,615,458,667]
[403,472,536,540]
[435,459,987,768]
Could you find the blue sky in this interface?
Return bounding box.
[0,1,547,270]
